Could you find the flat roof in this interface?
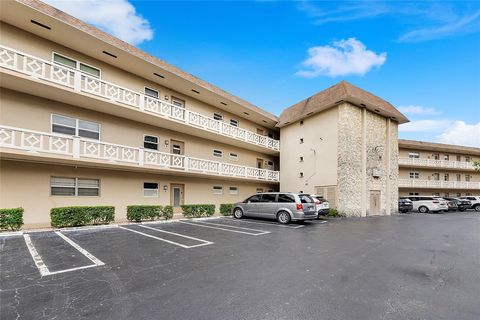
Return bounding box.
[399,139,480,156]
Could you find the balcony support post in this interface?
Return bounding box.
[72,137,80,158]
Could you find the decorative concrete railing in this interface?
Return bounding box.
[0,45,280,152]
[398,179,480,189]
[398,157,475,170]
[0,125,280,182]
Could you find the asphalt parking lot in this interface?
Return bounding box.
[1,213,479,320]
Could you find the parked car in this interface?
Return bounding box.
[233,192,318,224]
[459,196,480,211]
[300,194,330,216]
[405,196,448,213]
[434,197,457,212]
[398,198,413,213]
[442,197,471,212]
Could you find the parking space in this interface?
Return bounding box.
[1,213,479,320]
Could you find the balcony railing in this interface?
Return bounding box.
[0,125,280,182]
[0,45,280,152]
[398,157,475,170]
[399,179,480,190]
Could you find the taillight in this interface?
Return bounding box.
[296,203,303,211]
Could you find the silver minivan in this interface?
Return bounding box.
[232,192,318,224]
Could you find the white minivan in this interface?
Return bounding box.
[406,196,448,213]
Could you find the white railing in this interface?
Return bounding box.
[398,157,475,170]
[0,125,280,182]
[0,45,280,152]
[399,179,480,190]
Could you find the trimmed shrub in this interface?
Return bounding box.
[327,208,346,218]
[0,207,24,231]
[220,204,234,216]
[181,204,215,218]
[51,206,115,228]
[162,206,174,220]
[127,205,162,222]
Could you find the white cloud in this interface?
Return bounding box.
[398,105,440,115]
[437,121,480,147]
[44,0,153,45]
[399,120,452,133]
[399,10,480,43]
[296,38,386,78]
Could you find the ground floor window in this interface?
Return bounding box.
[144,182,159,197]
[256,188,263,193]
[409,192,419,196]
[51,177,100,196]
[212,186,223,194]
[229,187,238,195]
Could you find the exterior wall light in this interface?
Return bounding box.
[163,185,168,192]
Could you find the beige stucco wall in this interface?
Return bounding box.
[0,22,277,138]
[0,89,277,169]
[0,160,276,228]
[279,107,338,193]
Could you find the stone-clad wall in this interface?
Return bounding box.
[337,103,363,216]
[389,123,399,213]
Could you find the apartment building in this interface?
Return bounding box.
[279,81,408,217]
[399,139,480,197]
[0,0,280,227]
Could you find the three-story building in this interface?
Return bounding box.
[398,139,480,197]
[0,0,280,227]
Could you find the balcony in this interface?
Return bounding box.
[0,45,280,153]
[399,179,480,190]
[398,157,475,170]
[0,125,280,183]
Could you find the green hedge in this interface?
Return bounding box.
[126,205,174,222]
[181,204,215,218]
[50,206,115,228]
[327,208,346,218]
[220,204,234,216]
[0,207,24,231]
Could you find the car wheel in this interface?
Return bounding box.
[400,210,407,213]
[277,211,291,224]
[459,208,466,212]
[418,206,429,214]
[233,208,243,219]
[474,204,480,212]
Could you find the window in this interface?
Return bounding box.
[213,113,223,121]
[229,187,238,195]
[444,174,449,181]
[465,156,471,162]
[230,119,239,127]
[456,174,461,181]
[261,194,277,202]
[432,173,440,181]
[53,53,100,77]
[465,175,471,182]
[300,195,314,203]
[300,138,304,144]
[171,97,185,108]
[144,87,159,99]
[300,120,304,125]
[409,152,420,158]
[144,135,159,150]
[299,172,304,178]
[433,153,439,160]
[456,155,461,161]
[172,144,182,155]
[143,182,158,197]
[212,186,223,194]
[409,172,419,179]
[213,149,223,158]
[52,114,100,140]
[409,192,419,196]
[444,154,449,161]
[256,188,263,193]
[278,194,295,203]
[246,194,262,202]
[299,157,304,162]
[456,193,461,197]
[267,161,274,166]
[229,153,238,161]
[51,177,99,196]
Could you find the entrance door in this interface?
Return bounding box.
[171,184,185,213]
[369,190,381,215]
[256,158,263,169]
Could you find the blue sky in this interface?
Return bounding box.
[46,0,480,147]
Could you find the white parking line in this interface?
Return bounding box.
[118,226,212,248]
[180,221,270,236]
[224,218,306,229]
[23,232,104,277]
[139,225,213,248]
